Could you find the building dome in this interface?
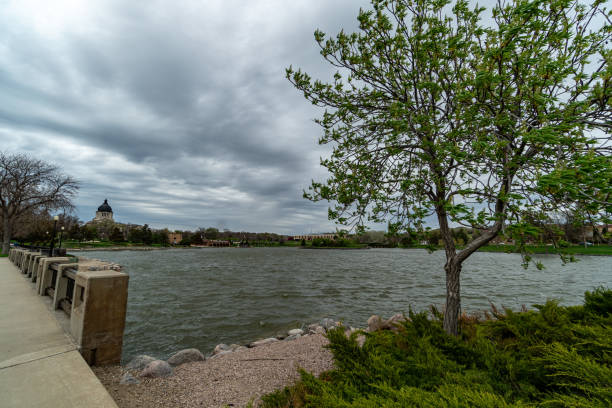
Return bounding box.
[97,199,113,213]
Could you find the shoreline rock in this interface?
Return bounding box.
[97,313,408,407]
[167,348,205,367]
[94,332,334,408]
[249,337,279,348]
[119,372,140,385]
[125,355,156,371]
[140,360,173,378]
[367,313,408,332]
[121,318,347,381]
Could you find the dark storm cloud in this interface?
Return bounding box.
[0,0,372,233]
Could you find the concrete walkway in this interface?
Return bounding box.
[0,257,118,408]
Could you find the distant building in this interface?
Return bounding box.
[201,239,230,247]
[290,233,337,241]
[168,232,182,245]
[583,224,612,240]
[93,199,114,222]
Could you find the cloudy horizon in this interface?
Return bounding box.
[1,0,383,233]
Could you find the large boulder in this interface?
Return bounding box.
[211,343,244,358]
[284,333,302,341]
[125,355,156,370]
[208,350,233,360]
[140,360,173,378]
[320,318,338,330]
[367,313,408,332]
[367,315,384,332]
[307,324,326,335]
[167,348,205,367]
[213,343,230,355]
[384,313,407,330]
[356,334,366,348]
[288,328,304,336]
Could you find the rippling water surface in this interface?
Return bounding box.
[82,247,611,362]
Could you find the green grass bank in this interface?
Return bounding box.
[260,288,612,407]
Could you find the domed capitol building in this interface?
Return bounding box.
[93,199,114,222]
[87,198,132,241]
[87,198,178,243]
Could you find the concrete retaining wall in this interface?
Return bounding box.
[7,247,128,366]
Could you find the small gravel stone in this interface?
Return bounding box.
[288,328,304,336]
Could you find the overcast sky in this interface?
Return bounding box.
[3,0,548,234]
[1,0,387,233]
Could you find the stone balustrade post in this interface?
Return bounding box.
[37,257,71,296]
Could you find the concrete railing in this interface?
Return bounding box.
[7,247,128,366]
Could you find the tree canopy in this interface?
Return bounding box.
[288,0,611,334]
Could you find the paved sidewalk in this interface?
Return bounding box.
[0,257,118,407]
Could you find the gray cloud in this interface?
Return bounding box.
[0,0,373,233]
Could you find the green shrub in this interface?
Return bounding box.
[260,288,612,408]
[584,287,612,317]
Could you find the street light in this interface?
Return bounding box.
[59,226,65,250]
[49,215,59,256]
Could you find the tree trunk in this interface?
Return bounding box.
[443,259,461,336]
[434,200,462,336]
[2,216,11,255]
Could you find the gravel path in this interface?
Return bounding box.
[93,333,334,408]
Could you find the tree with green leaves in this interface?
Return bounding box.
[109,226,124,242]
[288,0,611,334]
[153,229,169,246]
[141,224,153,245]
[205,227,219,240]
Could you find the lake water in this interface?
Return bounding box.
[82,247,611,362]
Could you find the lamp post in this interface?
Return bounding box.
[49,215,59,256]
[59,226,65,250]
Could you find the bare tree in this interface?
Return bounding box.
[0,152,79,254]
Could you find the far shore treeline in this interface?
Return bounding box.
[1,154,610,256]
[7,207,612,254]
